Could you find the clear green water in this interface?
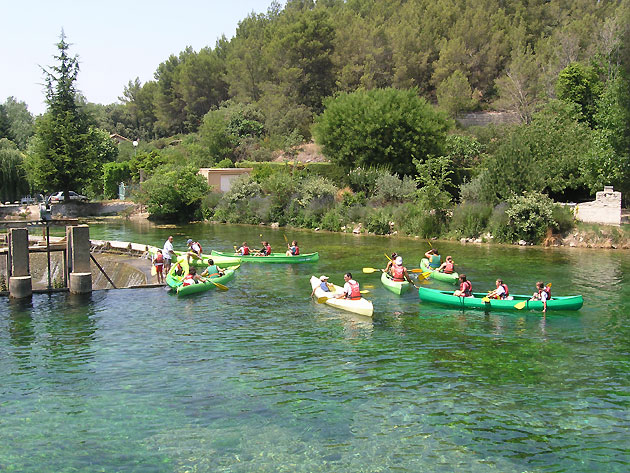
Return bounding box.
[1,221,629,472]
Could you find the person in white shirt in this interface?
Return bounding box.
[162,236,175,273]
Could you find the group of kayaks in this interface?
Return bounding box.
[148,245,583,316]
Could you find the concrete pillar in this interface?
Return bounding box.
[8,228,32,298]
[67,225,92,294]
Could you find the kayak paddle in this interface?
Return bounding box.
[514,300,527,310]
[362,267,384,273]
[207,279,229,291]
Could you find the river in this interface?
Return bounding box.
[1,221,629,472]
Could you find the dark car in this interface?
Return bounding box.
[49,191,89,203]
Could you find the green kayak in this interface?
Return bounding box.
[418,287,583,312]
[176,268,237,296]
[380,271,411,295]
[420,258,459,284]
[148,247,241,266]
[211,250,319,263]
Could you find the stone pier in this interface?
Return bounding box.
[67,225,92,294]
[8,228,32,298]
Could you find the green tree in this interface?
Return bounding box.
[0,138,29,202]
[556,62,603,126]
[140,164,209,222]
[3,97,35,150]
[23,33,100,200]
[313,88,451,176]
[436,70,477,117]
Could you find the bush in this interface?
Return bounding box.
[140,165,209,222]
[505,191,556,243]
[365,207,392,235]
[449,202,493,238]
[216,158,234,168]
[102,161,131,199]
[552,204,575,234]
[487,203,511,242]
[321,207,345,231]
[297,176,338,208]
[348,166,384,196]
[200,192,223,220]
[373,173,417,203]
[394,203,444,238]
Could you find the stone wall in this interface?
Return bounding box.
[575,186,622,226]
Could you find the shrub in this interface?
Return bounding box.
[297,176,338,208]
[216,158,234,168]
[321,207,345,231]
[487,203,511,242]
[365,207,392,235]
[449,202,493,238]
[394,203,445,238]
[505,191,556,243]
[200,192,223,220]
[140,165,209,222]
[348,166,385,196]
[552,204,575,234]
[102,161,131,199]
[373,173,417,203]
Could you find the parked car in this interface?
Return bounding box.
[48,191,89,203]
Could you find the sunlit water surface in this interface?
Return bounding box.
[1,221,629,472]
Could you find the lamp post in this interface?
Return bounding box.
[132,139,138,157]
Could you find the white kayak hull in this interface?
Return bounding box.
[310,276,373,317]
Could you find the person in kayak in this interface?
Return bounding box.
[236,242,250,255]
[172,260,185,277]
[200,259,225,278]
[425,249,441,268]
[286,240,300,256]
[187,239,203,258]
[437,255,455,273]
[311,275,333,297]
[256,241,272,256]
[153,249,164,284]
[384,252,398,273]
[487,279,510,299]
[530,281,551,312]
[182,267,206,286]
[389,256,413,284]
[336,272,361,300]
[453,274,473,297]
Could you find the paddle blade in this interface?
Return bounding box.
[514,301,527,310]
[416,271,432,280]
[210,280,229,291]
[362,267,378,273]
[151,265,157,276]
[359,290,370,294]
[409,268,424,273]
[482,297,490,303]
[316,296,329,304]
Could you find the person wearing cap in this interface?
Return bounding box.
[187,239,202,258]
[437,255,455,273]
[311,275,333,297]
[389,256,413,284]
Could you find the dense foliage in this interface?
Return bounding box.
[313,88,451,176]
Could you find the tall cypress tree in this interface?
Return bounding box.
[24,32,95,201]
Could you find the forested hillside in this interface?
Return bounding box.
[90,0,629,141]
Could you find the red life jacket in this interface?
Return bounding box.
[443,261,454,273]
[292,246,300,255]
[391,265,405,281]
[460,280,472,297]
[347,280,361,300]
[182,274,195,286]
[154,253,163,266]
[500,283,509,298]
[264,244,272,255]
[242,246,249,255]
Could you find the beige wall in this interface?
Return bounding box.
[576,186,622,226]
[198,168,253,192]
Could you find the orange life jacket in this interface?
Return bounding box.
[443,261,454,273]
[347,280,361,300]
[460,280,472,297]
[391,265,405,281]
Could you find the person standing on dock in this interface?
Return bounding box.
[163,236,175,274]
[153,249,164,284]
